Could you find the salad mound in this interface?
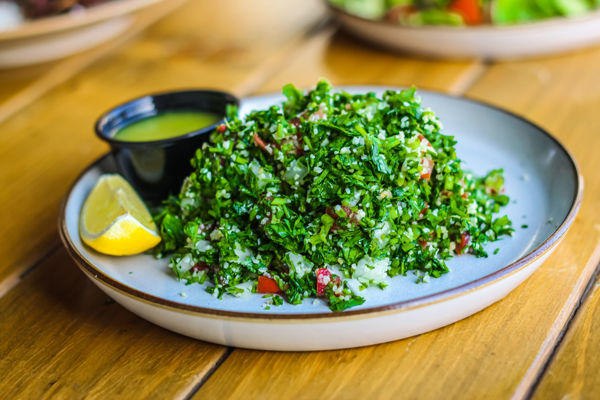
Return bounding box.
[155,81,513,311]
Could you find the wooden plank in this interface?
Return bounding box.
[0,0,327,293]
[533,273,600,399]
[0,247,227,399]
[194,48,600,399]
[257,29,483,95]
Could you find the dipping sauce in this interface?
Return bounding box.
[114,111,221,142]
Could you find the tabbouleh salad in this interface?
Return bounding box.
[154,80,513,311]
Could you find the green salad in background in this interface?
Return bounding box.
[154,80,513,311]
[329,0,600,26]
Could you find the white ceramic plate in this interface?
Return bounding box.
[60,87,582,351]
[0,0,166,68]
[327,3,600,59]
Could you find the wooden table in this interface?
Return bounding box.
[1,0,599,398]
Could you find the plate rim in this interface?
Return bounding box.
[59,87,583,321]
[327,1,600,33]
[0,0,165,41]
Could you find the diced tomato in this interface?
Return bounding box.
[343,206,360,225]
[420,157,434,181]
[325,207,338,220]
[292,131,305,156]
[487,186,506,195]
[417,134,433,148]
[329,222,342,233]
[418,204,428,219]
[289,117,301,128]
[190,261,209,273]
[418,238,428,249]
[257,276,280,293]
[316,268,332,297]
[449,0,483,25]
[456,232,471,255]
[253,133,272,154]
[216,124,227,133]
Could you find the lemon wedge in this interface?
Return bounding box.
[79,174,161,256]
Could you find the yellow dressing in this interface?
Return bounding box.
[114,111,220,142]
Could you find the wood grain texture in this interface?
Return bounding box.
[0,0,326,292]
[533,275,600,399]
[257,29,481,94]
[0,247,226,399]
[465,49,600,399]
[194,46,600,400]
[2,2,599,399]
[0,0,184,124]
[0,0,183,297]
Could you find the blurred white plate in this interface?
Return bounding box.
[328,3,600,59]
[60,87,582,351]
[0,0,166,68]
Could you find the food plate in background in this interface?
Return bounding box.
[327,2,600,59]
[59,87,582,351]
[0,0,168,68]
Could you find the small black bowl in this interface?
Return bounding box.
[95,89,239,202]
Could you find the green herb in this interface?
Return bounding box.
[272,295,284,306]
[521,224,529,229]
[154,80,513,311]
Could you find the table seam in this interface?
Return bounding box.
[0,242,60,299]
[521,245,600,400]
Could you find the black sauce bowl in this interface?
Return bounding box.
[95,90,239,202]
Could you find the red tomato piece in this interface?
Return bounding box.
[418,204,428,219]
[253,133,272,154]
[456,232,471,255]
[325,207,338,219]
[329,222,342,233]
[449,0,483,25]
[420,157,435,181]
[316,268,332,297]
[216,124,227,133]
[190,261,209,273]
[289,117,301,128]
[257,276,281,293]
[417,134,433,147]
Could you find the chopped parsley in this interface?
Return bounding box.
[154,80,513,311]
